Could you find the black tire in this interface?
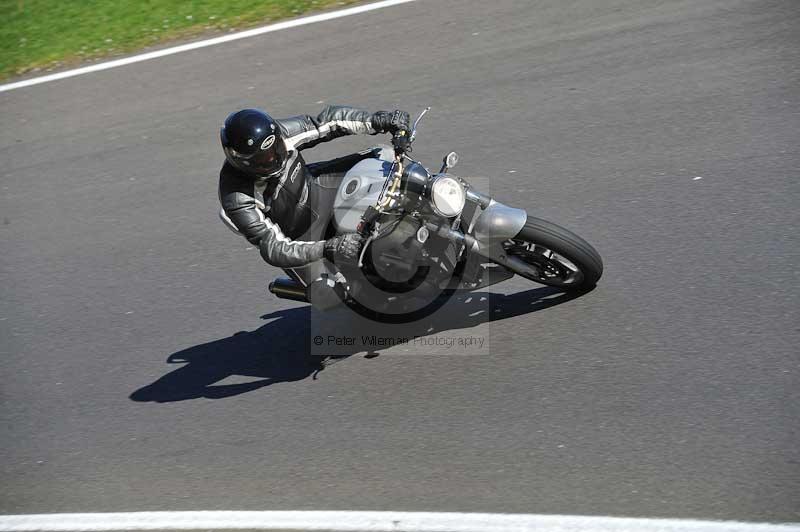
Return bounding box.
[340,237,464,324]
[507,216,603,291]
[346,288,457,324]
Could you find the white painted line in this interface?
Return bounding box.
[0,0,418,94]
[0,512,798,532]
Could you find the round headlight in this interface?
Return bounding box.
[430,175,466,217]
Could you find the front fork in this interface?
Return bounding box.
[425,189,529,289]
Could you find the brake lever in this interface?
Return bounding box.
[408,106,431,143]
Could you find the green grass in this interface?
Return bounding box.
[0,0,363,80]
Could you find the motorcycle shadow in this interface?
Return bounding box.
[130,286,585,403]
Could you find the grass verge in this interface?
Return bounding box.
[0,0,364,81]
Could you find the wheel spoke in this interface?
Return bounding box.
[504,241,583,286]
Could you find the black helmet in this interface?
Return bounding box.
[220,109,287,177]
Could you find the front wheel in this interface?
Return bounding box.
[503,216,603,291]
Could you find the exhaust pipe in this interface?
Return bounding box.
[268,277,308,302]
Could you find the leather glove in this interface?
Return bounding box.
[371,110,410,134]
[324,233,365,265]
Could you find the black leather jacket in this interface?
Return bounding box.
[218,105,379,267]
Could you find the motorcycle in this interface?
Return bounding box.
[269,108,603,322]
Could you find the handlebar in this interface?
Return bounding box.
[358,107,431,236]
[391,130,412,156]
[391,106,430,157]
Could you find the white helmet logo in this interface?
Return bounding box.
[261,135,276,150]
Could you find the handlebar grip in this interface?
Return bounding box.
[392,131,411,153]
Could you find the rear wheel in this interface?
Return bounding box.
[345,287,456,324]
[503,216,603,291]
[340,262,459,324]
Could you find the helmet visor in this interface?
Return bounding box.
[222,136,287,176]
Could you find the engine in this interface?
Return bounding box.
[367,216,425,285]
[365,214,460,294]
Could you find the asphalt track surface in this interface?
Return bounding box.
[1,0,799,523]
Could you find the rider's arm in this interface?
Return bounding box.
[278,105,384,151]
[218,165,324,268]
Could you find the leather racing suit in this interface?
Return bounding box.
[218,105,388,304]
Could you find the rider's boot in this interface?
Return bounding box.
[306,274,347,311]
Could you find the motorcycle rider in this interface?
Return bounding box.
[218,105,410,309]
